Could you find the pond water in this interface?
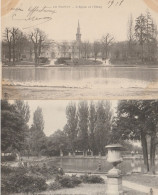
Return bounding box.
[47,157,158,174]
[2,66,158,99]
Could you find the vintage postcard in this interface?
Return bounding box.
[1,99,158,194]
[1,0,158,100]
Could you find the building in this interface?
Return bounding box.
[55,20,82,59]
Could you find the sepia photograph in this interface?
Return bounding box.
[1,0,158,99]
[1,99,158,194]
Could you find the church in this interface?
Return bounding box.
[55,21,82,59]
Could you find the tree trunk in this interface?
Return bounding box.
[8,43,11,62]
[141,131,149,172]
[150,135,156,174]
[141,43,144,63]
[34,45,38,66]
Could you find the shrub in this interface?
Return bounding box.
[56,175,82,188]
[80,174,105,184]
[29,164,63,179]
[48,181,62,191]
[2,171,47,193]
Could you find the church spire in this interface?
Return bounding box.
[77,20,80,34]
[76,20,81,42]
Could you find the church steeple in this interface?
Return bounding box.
[76,20,81,42]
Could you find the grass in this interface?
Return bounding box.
[124,173,158,188]
[38,183,147,195]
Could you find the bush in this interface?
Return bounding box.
[29,164,62,179]
[2,171,47,193]
[48,181,62,191]
[56,175,82,188]
[80,174,105,184]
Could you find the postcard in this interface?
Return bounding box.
[1,0,158,100]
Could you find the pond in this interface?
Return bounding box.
[47,156,158,174]
[2,66,158,99]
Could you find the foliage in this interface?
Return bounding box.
[1,100,29,152]
[77,101,89,153]
[46,130,69,156]
[1,164,63,193]
[48,181,62,190]
[29,107,46,155]
[94,101,112,154]
[2,171,47,193]
[112,100,158,173]
[80,174,105,184]
[64,102,78,153]
[56,175,82,188]
[29,163,61,179]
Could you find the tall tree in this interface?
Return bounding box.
[10,28,19,65]
[30,28,46,65]
[3,28,12,62]
[14,100,30,123]
[77,101,89,155]
[94,101,112,154]
[112,100,158,173]
[127,14,134,58]
[135,14,147,62]
[1,100,28,153]
[30,107,46,155]
[101,34,114,59]
[64,102,78,154]
[88,102,97,155]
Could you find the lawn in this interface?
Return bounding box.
[39,183,147,195]
[124,173,158,188]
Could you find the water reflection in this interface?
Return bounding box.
[2,67,158,94]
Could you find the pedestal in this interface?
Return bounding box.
[106,167,123,195]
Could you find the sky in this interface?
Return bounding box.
[2,0,158,42]
[26,100,118,136]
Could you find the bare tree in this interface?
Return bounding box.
[30,28,46,65]
[60,41,69,57]
[101,33,114,59]
[81,41,91,59]
[3,28,12,62]
[10,28,19,65]
[93,41,101,61]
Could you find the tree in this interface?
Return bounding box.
[46,129,69,156]
[145,11,157,62]
[60,41,69,57]
[113,100,158,173]
[1,100,28,153]
[77,101,89,155]
[64,102,78,154]
[30,28,46,65]
[101,34,114,59]
[94,101,112,154]
[93,41,101,61]
[81,41,91,59]
[88,102,97,155]
[29,107,46,155]
[14,100,30,123]
[10,28,20,65]
[3,28,12,62]
[127,14,134,58]
[135,14,147,62]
